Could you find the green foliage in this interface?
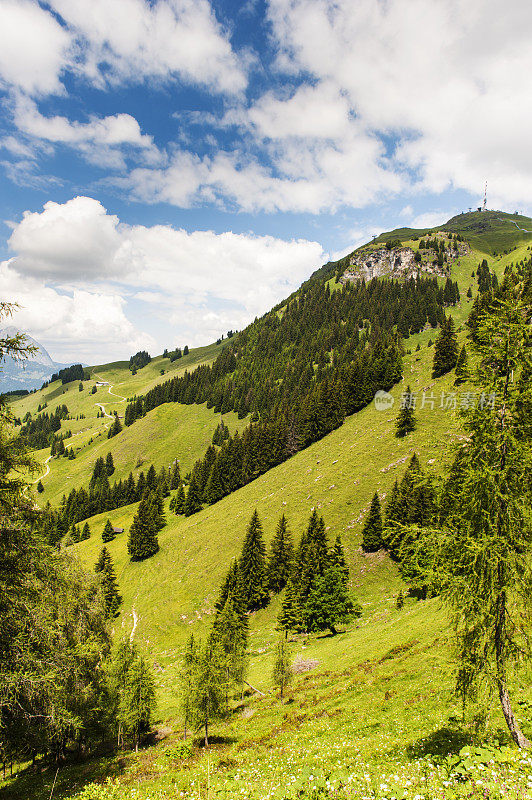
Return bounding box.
[268,514,294,592]
[179,636,226,746]
[302,567,361,635]
[277,576,302,635]
[240,510,269,611]
[454,344,469,385]
[395,384,416,437]
[127,492,160,561]
[107,414,122,439]
[102,518,115,542]
[361,492,383,552]
[272,636,292,698]
[94,546,122,618]
[432,315,459,378]
[184,474,202,516]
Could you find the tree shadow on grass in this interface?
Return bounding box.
[407,726,473,760]
[195,735,238,749]
[0,753,125,800]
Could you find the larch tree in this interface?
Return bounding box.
[426,299,532,747]
[272,636,292,699]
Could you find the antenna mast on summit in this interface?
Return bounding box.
[482,182,487,212]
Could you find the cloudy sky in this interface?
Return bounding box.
[1,0,531,363]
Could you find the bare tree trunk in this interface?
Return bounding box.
[204,718,209,748]
[495,589,531,748]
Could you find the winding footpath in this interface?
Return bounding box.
[30,379,128,491]
[498,217,532,234]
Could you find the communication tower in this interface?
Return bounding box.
[482,182,487,212]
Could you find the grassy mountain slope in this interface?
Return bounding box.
[372,209,532,255]
[4,219,532,799]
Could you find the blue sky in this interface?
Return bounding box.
[1,0,531,363]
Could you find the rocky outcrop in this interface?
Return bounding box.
[340,246,449,284]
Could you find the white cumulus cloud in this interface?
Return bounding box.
[4,196,326,360]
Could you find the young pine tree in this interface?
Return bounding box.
[432,315,459,378]
[454,344,469,385]
[239,510,269,611]
[128,494,159,561]
[361,493,383,552]
[272,636,292,699]
[395,385,416,437]
[268,514,294,593]
[188,637,226,747]
[102,518,115,543]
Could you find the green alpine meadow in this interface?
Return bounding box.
[2,209,532,800]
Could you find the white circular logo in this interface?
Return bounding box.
[374,390,394,411]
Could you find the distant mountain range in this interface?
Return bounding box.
[0,326,76,393]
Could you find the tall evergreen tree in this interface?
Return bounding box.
[361,493,383,552]
[395,385,416,437]
[432,314,459,378]
[102,518,115,543]
[106,452,115,475]
[107,414,122,439]
[239,510,269,611]
[454,344,469,384]
[128,494,159,561]
[277,577,302,637]
[329,535,349,586]
[184,475,202,516]
[302,567,361,635]
[80,521,91,540]
[94,546,122,618]
[174,483,186,514]
[268,514,294,593]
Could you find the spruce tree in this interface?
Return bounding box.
[329,535,349,586]
[106,452,115,475]
[95,546,122,618]
[102,518,115,543]
[174,483,186,514]
[36,480,44,493]
[432,315,459,378]
[277,577,302,637]
[128,494,159,561]
[272,636,292,699]
[107,414,122,439]
[169,461,181,490]
[268,514,294,593]
[184,475,202,516]
[395,385,416,437]
[239,510,269,611]
[361,493,383,552]
[80,521,91,540]
[302,567,361,635]
[454,344,469,384]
